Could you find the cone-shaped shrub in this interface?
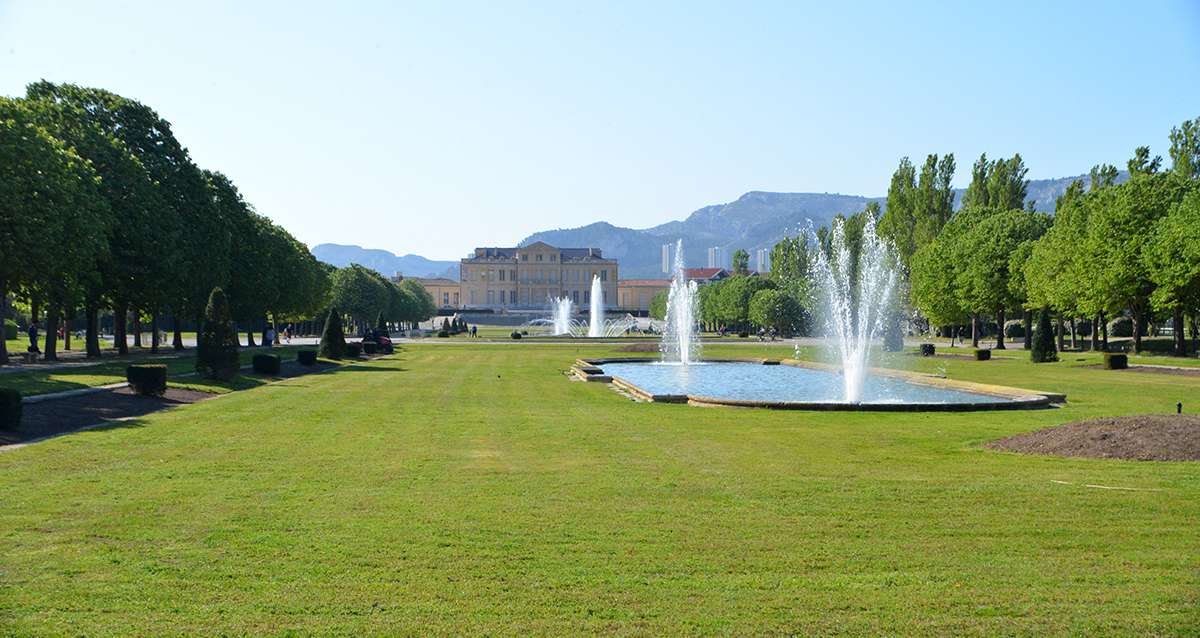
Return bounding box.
[1031,308,1058,363]
[196,288,241,380]
[375,312,386,333]
[318,307,347,360]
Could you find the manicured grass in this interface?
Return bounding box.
[0,346,308,396]
[1,343,1197,635]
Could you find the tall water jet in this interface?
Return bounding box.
[811,215,897,402]
[550,296,574,336]
[661,239,701,364]
[588,274,604,338]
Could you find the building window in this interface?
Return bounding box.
[584,291,590,303]
[536,254,543,262]
[550,254,556,262]
[600,270,607,281]
[510,290,517,304]
[521,254,528,261]
[499,269,505,282]
[487,290,495,305]
[443,292,449,305]
[510,270,516,281]
[573,290,579,303]
[470,290,477,304]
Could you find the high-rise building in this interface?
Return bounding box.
[706,246,725,268]
[661,243,672,274]
[756,248,770,273]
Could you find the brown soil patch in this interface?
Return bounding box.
[909,351,1013,360]
[616,343,661,353]
[987,415,1200,461]
[2,387,212,445]
[1080,364,1200,377]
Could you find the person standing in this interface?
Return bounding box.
[27,320,40,353]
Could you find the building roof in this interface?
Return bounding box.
[683,267,729,280]
[463,243,611,261]
[619,279,671,287]
[413,278,459,286]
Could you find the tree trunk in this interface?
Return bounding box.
[995,308,1006,349]
[970,315,980,348]
[151,312,160,354]
[1091,313,1101,352]
[132,311,142,348]
[1069,317,1077,350]
[1100,311,1109,351]
[1023,310,1033,350]
[0,279,8,366]
[113,301,129,355]
[1132,305,1144,354]
[85,304,101,358]
[43,305,60,361]
[173,316,184,350]
[1173,306,1187,357]
[63,317,71,351]
[1055,314,1065,352]
[246,324,256,347]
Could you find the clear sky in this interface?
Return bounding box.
[2,1,1198,259]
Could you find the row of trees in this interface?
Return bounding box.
[0,82,329,363]
[328,265,436,335]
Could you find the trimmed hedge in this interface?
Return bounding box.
[510,331,522,340]
[3,319,17,341]
[920,343,935,357]
[346,342,362,358]
[738,331,749,338]
[1107,316,1133,338]
[297,350,317,366]
[126,364,167,396]
[974,349,991,361]
[0,388,21,431]
[362,341,378,354]
[252,353,281,375]
[438,331,449,338]
[1003,320,1025,339]
[1103,353,1129,370]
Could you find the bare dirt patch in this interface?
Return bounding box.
[2,387,213,445]
[1080,364,1200,377]
[987,414,1200,461]
[616,343,661,353]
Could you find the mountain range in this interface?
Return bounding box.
[312,172,1115,280]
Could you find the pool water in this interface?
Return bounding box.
[600,362,1010,405]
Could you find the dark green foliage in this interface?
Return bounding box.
[920,343,935,356]
[1031,308,1058,363]
[3,319,17,341]
[196,288,240,380]
[297,350,317,366]
[318,307,347,360]
[438,331,450,338]
[974,349,991,361]
[345,342,362,358]
[510,331,523,340]
[1003,320,1025,338]
[375,312,386,333]
[252,354,281,375]
[126,364,167,396]
[1103,353,1129,370]
[362,342,378,355]
[882,314,904,352]
[738,331,749,338]
[442,318,451,332]
[1107,316,1133,338]
[0,388,21,430]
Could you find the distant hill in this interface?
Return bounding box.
[310,244,459,280]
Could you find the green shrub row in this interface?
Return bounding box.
[0,388,21,431]
[252,353,281,375]
[298,350,317,366]
[126,364,167,396]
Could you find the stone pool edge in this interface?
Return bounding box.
[571,357,1066,412]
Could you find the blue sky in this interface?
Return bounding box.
[2,1,1198,259]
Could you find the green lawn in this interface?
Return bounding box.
[1,342,1197,635]
[0,346,309,396]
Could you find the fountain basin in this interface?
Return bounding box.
[574,358,1064,411]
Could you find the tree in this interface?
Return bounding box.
[649,290,668,320]
[962,153,1028,210]
[732,249,750,275]
[879,153,955,276]
[1127,146,1162,176]
[1031,307,1057,363]
[318,306,347,359]
[329,265,388,334]
[713,276,775,331]
[1168,116,1200,181]
[748,288,806,336]
[1089,164,1119,190]
[195,287,240,380]
[1144,190,1200,355]
[397,279,436,327]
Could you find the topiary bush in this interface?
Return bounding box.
[511,331,522,340]
[0,388,22,431]
[362,341,378,354]
[920,343,935,357]
[252,353,281,375]
[297,350,317,366]
[438,331,449,338]
[1031,308,1058,363]
[738,331,749,338]
[974,349,991,361]
[346,342,362,358]
[1103,352,1128,370]
[1107,316,1133,338]
[196,287,241,380]
[318,306,347,360]
[3,319,17,341]
[126,364,167,396]
[1003,320,1025,339]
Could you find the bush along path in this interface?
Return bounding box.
[0,349,381,448]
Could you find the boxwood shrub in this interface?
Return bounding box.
[3,319,17,341]
[919,343,935,357]
[346,342,362,358]
[738,331,749,338]
[126,364,167,396]
[362,341,378,354]
[974,349,991,361]
[297,350,317,366]
[510,331,522,340]
[1107,316,1133,338]
[252,353,281,375]
[1103,352,1129,370]
[0,388,21,431]
[438,331,449,338]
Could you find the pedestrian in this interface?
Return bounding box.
[264,327,276,347]
[27,320,40,353]
[470,325,477,338]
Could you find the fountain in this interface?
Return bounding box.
[810,214,897,402]
[588,275,604,338]
[551,296,573,336]
[661,238,701,364]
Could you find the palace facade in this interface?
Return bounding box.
[459,241,618,309]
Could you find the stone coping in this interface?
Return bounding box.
[571,357,1065,412]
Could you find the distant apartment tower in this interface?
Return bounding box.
[756,248,770,273]
[661,243,673,274]
[706,246,725,269]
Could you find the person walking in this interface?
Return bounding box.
[27,320,40,353]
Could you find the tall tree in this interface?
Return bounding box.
[1127,146,1162,176]
[1089,164,1119,190]
[1168,116,1200,181]
[1144,190,1200,355]
[731,249,750,275]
